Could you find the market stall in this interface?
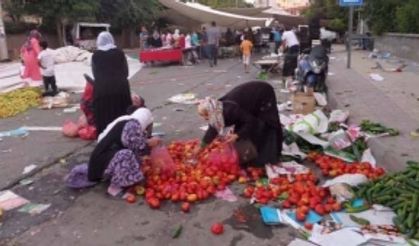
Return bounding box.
[139,48,183,65]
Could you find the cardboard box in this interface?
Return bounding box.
[292,92,315,115]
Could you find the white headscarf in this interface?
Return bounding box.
[96,31,117,51]
[98,108,154,142]
[173,29,180,40]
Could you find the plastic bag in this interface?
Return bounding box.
[328,129,352,150]
[62,120,79,138]
[150,146,176,176]
[78,126,97,140]
[207,143,239,173]
[77,114,88,128]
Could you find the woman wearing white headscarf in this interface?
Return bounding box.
[88,108,160,188]
[92,31,133,134]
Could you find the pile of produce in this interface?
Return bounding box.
[0,88,41,118]
[309,153,385,179]
[242,171,342,222]
[138,140,241,210]
[355,161,419,239]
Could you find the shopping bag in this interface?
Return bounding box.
[207,143,239,173]
[62,120,79,138]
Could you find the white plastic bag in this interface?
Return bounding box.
[289,110,328,134]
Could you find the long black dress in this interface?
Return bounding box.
[202,81,283,167]
[92,48,132,134]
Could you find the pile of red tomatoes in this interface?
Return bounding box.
[138,139,240,211]
[308,152,385,179]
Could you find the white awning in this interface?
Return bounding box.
[159,0,272,28]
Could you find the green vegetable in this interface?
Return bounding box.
[171,225,183,239]
[350,215,370,225]
[345,204,370,213]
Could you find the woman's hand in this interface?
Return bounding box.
[225,133,239,143]
[147,137,161,148]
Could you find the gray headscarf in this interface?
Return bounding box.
[96,31,116,51]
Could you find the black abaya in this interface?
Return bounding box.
[202,81,283,167]
[92,48,132,134]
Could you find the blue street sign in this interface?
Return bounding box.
[339,0,363,6]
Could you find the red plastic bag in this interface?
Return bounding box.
[207,143,239,173]
[78,126,97,140]
[150,146,176,176]
[62,120,79,138]
[77,114,88,128]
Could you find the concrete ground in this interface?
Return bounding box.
[0,45,418,245]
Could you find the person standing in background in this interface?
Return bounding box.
[38,40,58,97]
[206,21,221,67]
[139,26,149,51]
[281,26,300,83]
[240,35,253,73]
[20,30,42,85]
[271,27,282,54]
[92,32,132,134]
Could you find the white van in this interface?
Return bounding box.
[64,22,111,51]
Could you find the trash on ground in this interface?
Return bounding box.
[323,174,368,188]
[288,110,329,135]
[18,203,51,215]
[266,162,309,179]
[328,183,355,203]
[369,73,384,81]
[23,126,62,132]
[215,187,237,202]
[313,93,327,107]
[329,110,349,124]
[39,92,70,109]
[22,164,37,175]
[0,190,30,211]
[310,227,367,246]
[0,127,29,138]
[19,179,34,186]
[63,105,79,113]
[168,93,198,104]
[260,206,283,225]
[287,238,317,246]
[282,142,307,159]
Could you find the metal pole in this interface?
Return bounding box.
[347,6,353,69]
[0,0,9,61]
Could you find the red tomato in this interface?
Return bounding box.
[187,194,198,203]
[314,204,325,215]
[296,211,306,222]
[304,223,313,230]
[211,223,224,235]
[125,194,136,204]
[147,197,160,209]
[181,202,190,213]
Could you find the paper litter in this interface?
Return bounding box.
[23,164,37,175]
[168,93,198,104]
[0,190,30,211]
[18,203,51,215]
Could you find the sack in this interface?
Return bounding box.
[78,126,97,140]
[62,120,79,138]
[208,143,239,173]
[234,140,258,166]
[150,146,176,176]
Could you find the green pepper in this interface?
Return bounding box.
[171,225,183,239]
[350,215,370,226]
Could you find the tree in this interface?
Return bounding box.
[396,0,419,33]
[24,0,99,45]
[97,0,162,47]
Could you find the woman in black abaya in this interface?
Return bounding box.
[92,31,132,134]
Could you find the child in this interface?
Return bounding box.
[240,35,253,73]
[38,41,57,96]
